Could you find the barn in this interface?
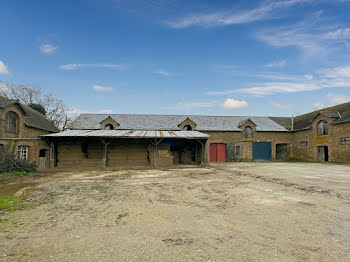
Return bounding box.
[41,113,291,170]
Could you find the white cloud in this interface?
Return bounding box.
[327,94,350,104]
[320,66,350,78]
[304,74,313,80]
[265,60,286,68]
[0,61,9,74]
[68,108,113,115]
[154,69,177,76]
[207,65,350,96]
[271,102,291,109]
[60,63,125,70]
[99,109,113,114]
[255,11,350,57]
[313,102,325,110]
[221,98,248,110]
[323,27,350,40]
[93,85,113,92]
[0,81,10,93]
[234,82,320,96]
[40,44,58,54]
[166,0,311,28]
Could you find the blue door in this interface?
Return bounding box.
[253,142,272,161]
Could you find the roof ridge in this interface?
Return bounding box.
[79,113,287,118]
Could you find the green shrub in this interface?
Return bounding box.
[0,144,36,174]
[226,142,236,162]
[0,196,21,210]
[29,103,46,115]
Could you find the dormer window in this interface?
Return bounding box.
[244,126,253,139]
[317,120,328,135]
[5,111,19,134]
[183,125,192,131]
[104,124,114,130]
[100,116,119,130]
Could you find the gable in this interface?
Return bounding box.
[100,116,119,129]
[178,117,197,130]
[238,118,256,128]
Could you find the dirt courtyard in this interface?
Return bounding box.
[1,162,350,262]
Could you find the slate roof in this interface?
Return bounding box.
[69,114,288,132]
[0,96,59,132]
[268,117,292,130]
[293,102,350,131]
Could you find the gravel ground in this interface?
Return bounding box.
[1,162,350,262]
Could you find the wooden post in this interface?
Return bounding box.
[102,139,110,169]
[197,139,206,167]
[50,141,55,168]
[154,138,157,167]
[150,138,163,168]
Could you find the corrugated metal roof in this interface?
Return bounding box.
[69,114,288,132]
[42,129,209,139]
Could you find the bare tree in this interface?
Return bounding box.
[0,81,73,130]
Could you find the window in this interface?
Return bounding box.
[340,138,350,145]
[104,124,114,130]
[235,146,243,157]
[317,120,328,135]
[5,111,19,134]
[18,146,29,160]
[183,125,192,131]
[244,126,253,139]
[299,141,308,148]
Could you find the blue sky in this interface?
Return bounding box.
[1,0,350,117]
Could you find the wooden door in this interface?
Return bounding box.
[210,143,217,162]
[210,143,226,162]
[216,143,226,162]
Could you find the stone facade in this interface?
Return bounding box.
[291,115,350,162]
[202,114,350,163]
[204,130,292,161]
[0,103,55,169]
[3,98,347,171]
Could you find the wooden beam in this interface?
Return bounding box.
[197,139,206,167]
[101,139,111,169]
[152,138,163,168]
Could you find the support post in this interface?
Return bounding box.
[197,139,206,167]
[50,141,55,168]
[154,138,157,168]
[102,139,110,169]
[150,138,163,168]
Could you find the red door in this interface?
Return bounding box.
[210,143,226,162]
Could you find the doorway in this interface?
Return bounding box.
[318,146,329,162]
[252,142,272,161]
[38,149,48,170]
[276,144,290,161]
[210,143,226,162]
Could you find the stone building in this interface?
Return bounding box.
[42,101,350,170]
[2,93,349,171]
[0,96,59,170]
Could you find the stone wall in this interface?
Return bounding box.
[0,104,52,166]
[291,115,350,162]
[203,130,292,161]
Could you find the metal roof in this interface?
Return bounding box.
[69,114,288,132]
[42,129,209,139]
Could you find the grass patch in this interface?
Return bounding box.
[10,171,31,176]
[0,196,21,210]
